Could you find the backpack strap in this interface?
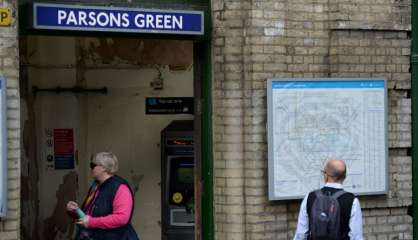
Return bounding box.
[331,190,346,199]
[313,189,324,198]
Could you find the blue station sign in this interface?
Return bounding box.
[33,3,204,35]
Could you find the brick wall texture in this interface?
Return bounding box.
[212,0,413,239]
[0,0,20,240]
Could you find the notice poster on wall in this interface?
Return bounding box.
[267,79,388,200]
[0,78,6,218]
[53,129,75,169]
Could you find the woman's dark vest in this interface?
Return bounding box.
[81,175,139,240]
[307,187,355,240]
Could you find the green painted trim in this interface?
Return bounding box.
[200,2,213,238]
[201,40,213,240]
[412,0,418,237]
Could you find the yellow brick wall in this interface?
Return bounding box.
[212,0,413,239]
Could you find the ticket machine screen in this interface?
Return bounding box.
[169,157,194,205]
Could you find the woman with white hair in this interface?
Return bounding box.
[66,152,139,240]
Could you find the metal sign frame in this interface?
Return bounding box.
[0,78,7,217]
[267,78,388,200]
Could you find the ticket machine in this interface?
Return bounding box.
[161,120,194,240]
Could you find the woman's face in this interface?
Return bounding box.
[90,162,108,179]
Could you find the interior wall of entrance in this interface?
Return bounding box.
[20,35,194,240]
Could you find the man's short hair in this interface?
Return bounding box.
[326,160,346,182]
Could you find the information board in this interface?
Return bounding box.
[267,79,388,200]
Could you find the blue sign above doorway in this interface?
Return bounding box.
[33,3,204,35]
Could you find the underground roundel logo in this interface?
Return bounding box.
[172,192,183,204]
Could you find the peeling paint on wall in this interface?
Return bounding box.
[130,171,144,196]
[43,171,78,240]
[84,38,193,71]
[20,36,42,240]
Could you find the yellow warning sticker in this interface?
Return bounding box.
[172,192,183,204]
[0,8,11,27]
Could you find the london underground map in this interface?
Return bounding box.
[267,79,387,200]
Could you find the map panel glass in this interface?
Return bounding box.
[267,79,387,200]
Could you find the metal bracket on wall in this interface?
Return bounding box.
[32,86,108,95]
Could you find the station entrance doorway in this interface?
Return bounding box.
[20,34,208,240]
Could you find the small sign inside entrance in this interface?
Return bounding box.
[146,97,194,114]
[53,129,75,169]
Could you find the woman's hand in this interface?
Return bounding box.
[66,201,79,211]
[76,215,90,228]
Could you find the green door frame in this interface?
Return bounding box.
[200,40,213,240]
[412,0,418,238]
[18,1,214,240]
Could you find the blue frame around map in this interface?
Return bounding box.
[271,80,385,89]
[267,78,388,200]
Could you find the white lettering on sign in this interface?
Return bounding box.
[96,12,109,26]
[146,14,154,28]
[172,15,182,29]
[88,12,96,26]
[58,10,66,24]
[134,14,145,27]
[67,11,77,25]
[78,11,87,26]
[156,15,163,28]
[164,15,171,29]
[134,14,183,29]
[57,10,130,28]
[57,10,183,30]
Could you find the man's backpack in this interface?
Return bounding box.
[308,190,346,240]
